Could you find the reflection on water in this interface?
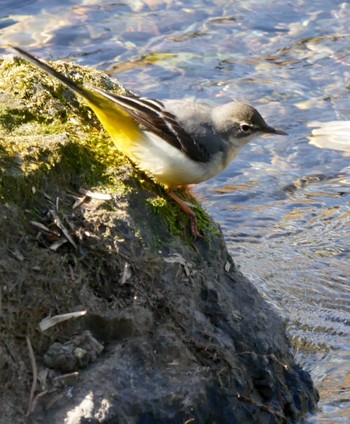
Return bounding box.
[197,167,350,422]
[309,121,350,153]
[1,0,350,422]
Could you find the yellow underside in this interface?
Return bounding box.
[86,94,142,159]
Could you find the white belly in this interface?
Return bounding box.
[129,132,227,187]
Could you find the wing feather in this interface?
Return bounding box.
[92,89,210,163]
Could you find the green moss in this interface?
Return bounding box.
[146,188,216,241]
[0,108,37,131]
[0,56,134,203]
[192,201,219,237]
[147,195,168,209]
[147,194,185,237]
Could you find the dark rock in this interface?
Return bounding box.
[44,331,104,371]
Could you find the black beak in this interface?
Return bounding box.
[264,126,288,136]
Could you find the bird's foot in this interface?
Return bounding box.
[166,189,201,238]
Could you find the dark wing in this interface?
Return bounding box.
[92,88,210,163]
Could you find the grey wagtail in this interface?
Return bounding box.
[10,46,287,237]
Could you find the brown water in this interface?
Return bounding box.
[1,0,350,421]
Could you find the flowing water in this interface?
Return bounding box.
[1,0,350,421]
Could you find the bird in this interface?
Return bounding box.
[10,46,287,238]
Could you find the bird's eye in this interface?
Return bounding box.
[240,123,251,132]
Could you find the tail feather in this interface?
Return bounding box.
[10,46,142,155]
[10,46,92,102]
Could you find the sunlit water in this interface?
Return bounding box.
[1,0,350,421]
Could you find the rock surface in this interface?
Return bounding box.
[0,55,318,423]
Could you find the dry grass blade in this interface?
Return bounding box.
[80,188,112,200]
[25,336,37,416]
[30,220,60,237]
[39,310,87,331]
[49,209,77,249]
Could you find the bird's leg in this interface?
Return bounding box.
[166,189,200,238]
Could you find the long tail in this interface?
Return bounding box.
[11,46,95,102]
[10,46,142,149]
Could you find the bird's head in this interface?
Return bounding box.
[212,102,287,147]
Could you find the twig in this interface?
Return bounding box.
[52,371,79,382]
[49,209,77,249]
[30,390,48,414]
[25,336,37,416]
